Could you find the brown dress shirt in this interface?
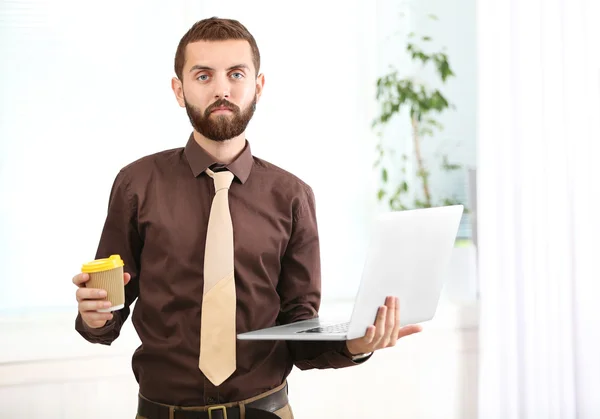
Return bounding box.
[75,134,361,406]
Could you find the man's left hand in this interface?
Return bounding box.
[345,296,423,356]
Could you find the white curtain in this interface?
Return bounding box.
[476,0,600,418]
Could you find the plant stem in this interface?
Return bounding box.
[411,113,432,207]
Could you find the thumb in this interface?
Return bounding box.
[397,324,423,339]
[123,272,132,285]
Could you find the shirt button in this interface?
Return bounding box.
[207,397,217,404]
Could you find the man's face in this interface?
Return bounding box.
[172,40,264,142]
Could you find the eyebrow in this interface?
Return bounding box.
[189,64,250,73]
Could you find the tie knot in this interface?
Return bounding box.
[206,168,235,191]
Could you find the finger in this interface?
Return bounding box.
[380,296,395,347]
[397,324,423,339]
[364,325,376,344]
[72,273,90,287]
[382,297,398,348]
[389,297,402,347]
[79,299,114,312]
[371,305,387,347]
[76,287,107,302]
[82,312,114,323]
[124,272,131,285]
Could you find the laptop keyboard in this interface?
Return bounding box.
[297,322,350,334]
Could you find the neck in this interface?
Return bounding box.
[192,131,246,165]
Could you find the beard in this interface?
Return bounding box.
[184,95,257,142]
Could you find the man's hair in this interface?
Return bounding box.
[174,17,261,81]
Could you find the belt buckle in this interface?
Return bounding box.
[207,405,227,419]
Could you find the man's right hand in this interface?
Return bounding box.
[73,272,131,328]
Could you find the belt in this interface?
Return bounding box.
[137,383,288,419]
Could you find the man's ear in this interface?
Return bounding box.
[171,77,185,108]
[255,73,265,103]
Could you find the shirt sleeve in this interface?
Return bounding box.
[75,168,142,345]
[276,184,369,369]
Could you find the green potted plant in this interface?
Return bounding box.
[372,27,466,213]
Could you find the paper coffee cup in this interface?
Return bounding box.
[81,254,125,312]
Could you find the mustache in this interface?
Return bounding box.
[205,99,240,115]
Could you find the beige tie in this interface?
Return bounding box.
[199,168,237,386]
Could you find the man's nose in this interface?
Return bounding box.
[213,75,230,99]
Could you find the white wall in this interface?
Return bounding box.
[0,0,378,312]
[0,0,192,314]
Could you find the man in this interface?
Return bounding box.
[72,17,422,419]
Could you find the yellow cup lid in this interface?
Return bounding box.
[82,254,124,273]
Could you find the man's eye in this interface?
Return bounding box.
[197,74,209,81]
[231,72,244,79]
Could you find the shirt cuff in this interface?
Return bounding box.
[341,343,373,363]
[350,352,373,362]
[78,314,118,336]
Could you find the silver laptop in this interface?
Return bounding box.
[237,204,464,341]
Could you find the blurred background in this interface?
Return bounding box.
[0,0,598,417]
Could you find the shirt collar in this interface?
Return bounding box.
[184,133,253,184]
